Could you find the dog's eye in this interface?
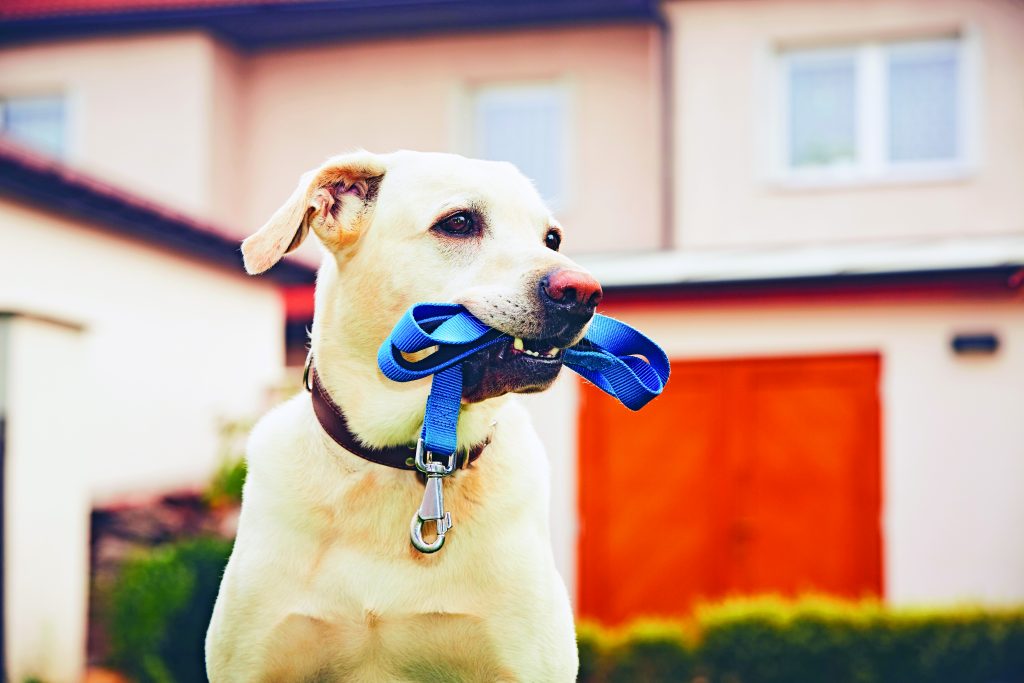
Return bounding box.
[435,211,476,236]
[545,229,561,252]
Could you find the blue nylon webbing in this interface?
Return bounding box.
[377,303,670,456]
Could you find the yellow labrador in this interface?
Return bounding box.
[206,150,603,682]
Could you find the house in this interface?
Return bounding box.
[568,0,1024,624]
[1,0,1023,678]
[0,141,313,681]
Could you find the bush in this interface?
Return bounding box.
[578,596,1024,683]
[604,621,695,683]
[578,620,696,683]
[205,457,247,508]
[204,418,251,508]
[577,622,609,683]
[103,536,233,683]
[100,542,1024,683]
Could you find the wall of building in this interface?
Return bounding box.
[0,32,229,219]
[0,200,285,680]
[519,374,581,601]
[241,24,665,255]
[666,0,1024,248]
[0,24,665,255]
[0,199,285,498]
[4,315,90,683]
[535,293,1024,607]
[208,39,246,226]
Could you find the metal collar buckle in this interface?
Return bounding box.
[302,351,314,393]
[410,439,456,554]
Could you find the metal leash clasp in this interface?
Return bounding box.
[410,439,456,554]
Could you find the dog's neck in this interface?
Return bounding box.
[307,262,505,454]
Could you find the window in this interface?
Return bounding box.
[887,41,961,163]
[0,95,66,158]
[471,84,569,208]
[778,37,968,183]
[787,49,858,168]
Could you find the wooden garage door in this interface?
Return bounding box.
[577,354,882,624]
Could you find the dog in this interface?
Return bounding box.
[206,150,604,682]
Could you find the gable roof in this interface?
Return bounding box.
[0,0,663,51]
[0,140,316,285]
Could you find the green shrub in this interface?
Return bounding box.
[695,597,1024,683]
[103,536,233,683]
[604,621,695,683]
[577,622,609,683]
[578,597,1024,683]
[204,419,251,507]
[205,457,247,508]
[101,542,1024,683]
[697,597,882,683]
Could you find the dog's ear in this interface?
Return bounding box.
[241,151,386,275]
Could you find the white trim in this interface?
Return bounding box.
[860,42,885,176]
[575,234,1024,288]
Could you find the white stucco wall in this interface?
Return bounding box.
[0,199,285,498]
[519,374,580,605]
[242,24,665,256]
[0,24,666,255]
[667,0,1024,248]
[0,32,229,220]
[3,315,90,683]
[533,295,1024,608]
[0,199,285,682]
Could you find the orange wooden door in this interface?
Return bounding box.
[577,354,882,624]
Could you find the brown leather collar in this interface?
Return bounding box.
[309,367,487,471]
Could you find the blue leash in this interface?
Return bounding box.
[378,302,670,456]
[377,302,670,553]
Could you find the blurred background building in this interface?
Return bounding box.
[1,0,1022,680]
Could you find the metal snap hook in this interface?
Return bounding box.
[410,510,450,554]
[410,439,455,554]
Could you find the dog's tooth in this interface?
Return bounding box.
[548,347,559,357]
[513,338,525,351]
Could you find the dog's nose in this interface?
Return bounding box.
[540,269,603,314]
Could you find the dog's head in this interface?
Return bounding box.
[243,150,602,402]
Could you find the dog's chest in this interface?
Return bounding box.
[270,608,517,682]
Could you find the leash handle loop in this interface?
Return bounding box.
[378,303,671,456]
[377,304,508,383]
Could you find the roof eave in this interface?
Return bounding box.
[0,144,316,286]
[0,0,665,51]
[598,265,1024,303]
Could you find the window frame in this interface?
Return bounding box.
[773,34,975,188]
[465,81,573,212]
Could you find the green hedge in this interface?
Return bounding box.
[102,536,233,683]
[100,538,1024,683]
[579,597,1024,683]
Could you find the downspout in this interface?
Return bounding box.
[0,314,10,678]
[654,2,675,250]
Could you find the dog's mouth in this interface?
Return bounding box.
[461,335,566,403]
